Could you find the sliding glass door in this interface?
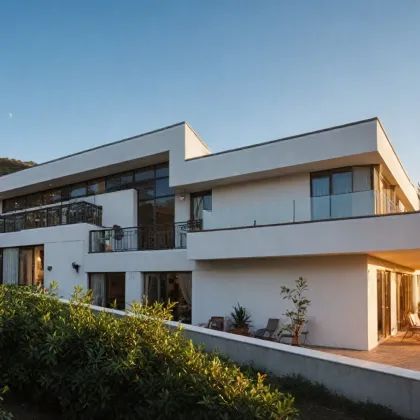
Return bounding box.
[144,272,192,323]
[377,271,391,340]
[89,273,125,310]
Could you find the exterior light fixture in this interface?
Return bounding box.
[72,262,80,273]
[179,190,187,201]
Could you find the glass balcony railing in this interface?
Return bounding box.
[0,201,103,233]
[89,219,203,253]
[201,190,403,230]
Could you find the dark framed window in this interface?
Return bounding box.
[87,179,105,195]
[190,191,212,221]
[135,166,155,182]
[70,183,87,199]
[1,162,170,214]
[26,193,43,209]
[311,166,374,220]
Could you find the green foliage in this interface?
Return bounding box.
[0,285,297,420]
[0,158,36,176]
[280,277,311,343]
[230,303,252,328]
[0,387,13,420]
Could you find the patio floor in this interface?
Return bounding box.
[313,333,420,371]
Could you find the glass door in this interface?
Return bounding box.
[377,271,391,340]
[19,248,34,286]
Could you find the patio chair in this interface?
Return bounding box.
[208,317,224,331]
[401,313,420,342]
[254,318,280,340]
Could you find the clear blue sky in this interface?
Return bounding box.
[1,1,420,182]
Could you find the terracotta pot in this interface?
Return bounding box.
[231,326,249,335]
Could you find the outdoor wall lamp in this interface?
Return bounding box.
[47,266,53,272]
[72,262,80,273]
[179,189,187,201]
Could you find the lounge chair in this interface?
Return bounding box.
[401,313,420,341]
[208,317,224,331]
[254,318,280,340]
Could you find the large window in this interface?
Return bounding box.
[89,273,125,310]
[2,162,170,214]
[311,166,373,220]
[1,246,44,287]
[144,272,192,323]
[136,163,175,226]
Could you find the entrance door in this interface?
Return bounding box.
[377,271,391,340]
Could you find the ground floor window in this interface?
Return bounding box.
[144,272,192,323]
[89,273,125,310]
[1,246,44,287]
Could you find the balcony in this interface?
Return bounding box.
[202,190,401,230]
[187,190,412,261]
[89,219,202,253]
[0,201,103,233]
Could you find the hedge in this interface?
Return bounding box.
[0,285,297,420]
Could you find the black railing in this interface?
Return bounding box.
[89,219,203,253]
[0,201,103,233]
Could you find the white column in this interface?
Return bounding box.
[125,272,143,310]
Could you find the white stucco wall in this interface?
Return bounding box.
[85,189,137,227]
[125,271,143,309]
[44,240,88,299]
[203,174,310,229]
[377,122,418,210]
[85,249,195,273]
[192,255,369,350]
[188,212,420,264]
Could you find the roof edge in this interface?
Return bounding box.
[185,117,379,162]
[0,121,186,179]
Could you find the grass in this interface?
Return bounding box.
[271,374,407,420]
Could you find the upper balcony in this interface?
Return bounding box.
[186,190,420,267]
[0,201,103,233]
[89,219,202,253]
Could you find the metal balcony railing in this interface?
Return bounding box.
[89,219,203,253]
[0,201,103,233]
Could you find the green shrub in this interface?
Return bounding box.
[0,285,297,420]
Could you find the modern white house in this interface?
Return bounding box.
[0,117,419,351]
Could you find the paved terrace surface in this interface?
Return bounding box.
[314,334,420,371]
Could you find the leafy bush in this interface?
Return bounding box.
[0,285,297,420]
[0,387,13,420]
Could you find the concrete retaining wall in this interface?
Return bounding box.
[70,301,420,420]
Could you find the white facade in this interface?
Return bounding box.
[0,117,418,351]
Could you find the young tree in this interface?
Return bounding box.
[280,277,311,346]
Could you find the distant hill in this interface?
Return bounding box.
[0,158,36,176]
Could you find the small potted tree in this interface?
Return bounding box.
[230,303,252,336]
[280,277,310,346]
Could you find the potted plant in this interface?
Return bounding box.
[280,277,311,346]
[230,303,252,335]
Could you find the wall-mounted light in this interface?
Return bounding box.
[72,262,80,273]
[47,266,53,272]
[179,190,187,201]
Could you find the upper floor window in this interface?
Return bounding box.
[191,191,212,221]
[1,162,170,214]
[311,166,373,220]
